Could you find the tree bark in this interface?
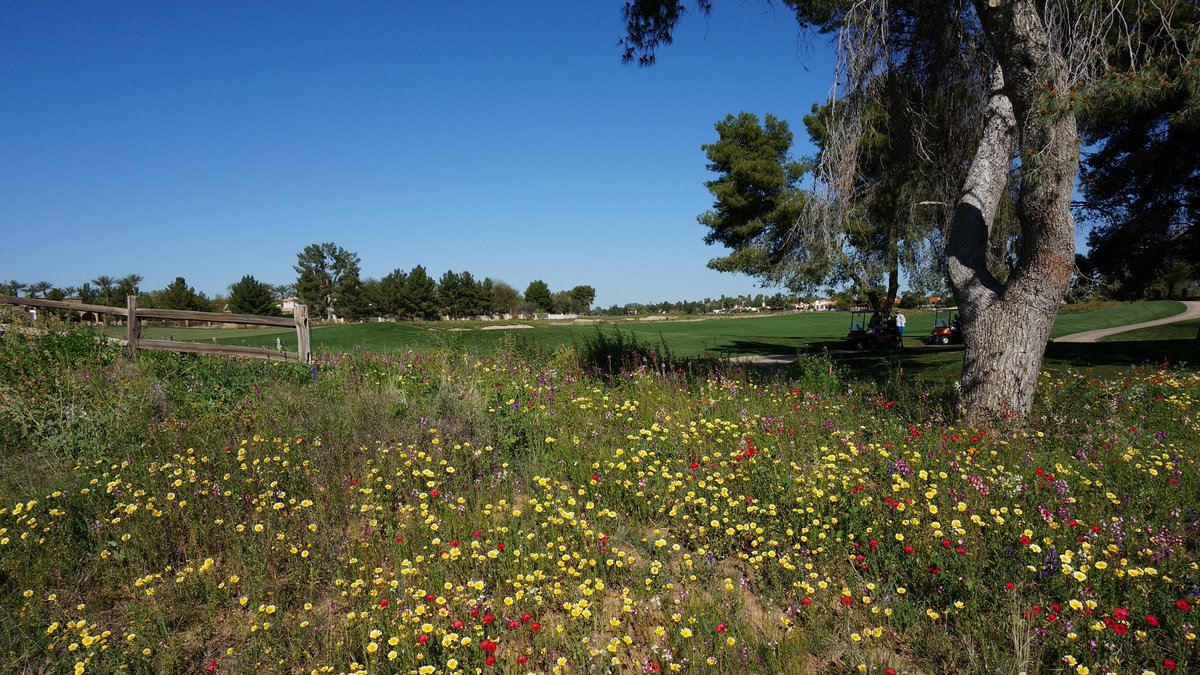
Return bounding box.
[948,0,1079,421]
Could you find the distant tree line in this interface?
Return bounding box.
[291,242,597,321]
[1,242,599,321]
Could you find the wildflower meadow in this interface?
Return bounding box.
[0,316,1197,674]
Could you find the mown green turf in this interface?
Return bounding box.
[1099,318,1200,342]
[107,302,1193,380]
[1048,300,1185,337]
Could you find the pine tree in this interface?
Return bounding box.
[228,275,282,316]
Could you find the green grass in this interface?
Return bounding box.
[1099,318,1200,342]
[97,302,1193,385]
[1048,300,1185,337]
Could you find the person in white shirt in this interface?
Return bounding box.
[895,312,907,335]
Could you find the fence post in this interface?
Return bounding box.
[126,295,140,356]
[294,304,310,363]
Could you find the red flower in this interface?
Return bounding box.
[841,596,853,606]
[1113,608,1128,621]
[517,655,528,666]
[497,543,506,550]
[885,670,896,675]
[530,622,541,632]
[1176,599,1192,611]
[480,640,497,654]
[521,612,532,623]
[483,613,495,624]
[1019,535,1032,545]
[450,540,459,548]
[1005,582,1015,591]
[716,623,727,633]
[508,620,520,629]
[430,488,439,497]
[378,599,389,608]
[206,660,218,673]
[903,545,914,554]
[485,655,496,667]
[452,620,464,629]
[473,530,482,539]
[1113,623,1128,635]
[395,535,405,542]
[1164,658,1176,670]
[801,597,812,606]
[417,634,429,645]
[1146,614,1160,626]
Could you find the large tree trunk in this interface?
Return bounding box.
[948,1,1079,421]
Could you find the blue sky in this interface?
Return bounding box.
[2,2,839,306]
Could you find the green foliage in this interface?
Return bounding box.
[576,326,673,376]
[898,291,925,309]
[1075,0,1199,296]
[489,280,522,316]
[227,275,282,316]
[294,242,362,320]
[403,265,440,320]
[155,276,206,311]
[438,270,489,319]
[524,279,553,313]
[700,112,808,280]
[567,285,595,313]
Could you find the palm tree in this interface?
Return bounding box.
[116,273,144,299]
[91,276,116,305]
[3,280,26,297]
[28,280,53,298]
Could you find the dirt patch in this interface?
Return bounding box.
[479,324,534,330]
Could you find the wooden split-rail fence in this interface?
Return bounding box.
[0,295,310,363]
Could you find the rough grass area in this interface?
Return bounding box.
[2,317,1198,674]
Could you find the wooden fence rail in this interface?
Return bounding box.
[0,294,310,363]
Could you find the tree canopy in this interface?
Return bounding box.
[699,112,808,282]
[524,280,554,313]
[294,243,362,320]
[228,275,282,316]
[619,0,1198,419]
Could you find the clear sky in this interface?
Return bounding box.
[2,2,838,307]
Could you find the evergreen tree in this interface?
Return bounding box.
[524,280,553,313]
[228,275,282,316]
[699,113,808,281]
[402,265,439,320]
[294,242,361,320]
[374,269,408,318]
[159,277,204,311]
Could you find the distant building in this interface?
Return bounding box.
[279,297,301,314]
[811,299,836,311]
